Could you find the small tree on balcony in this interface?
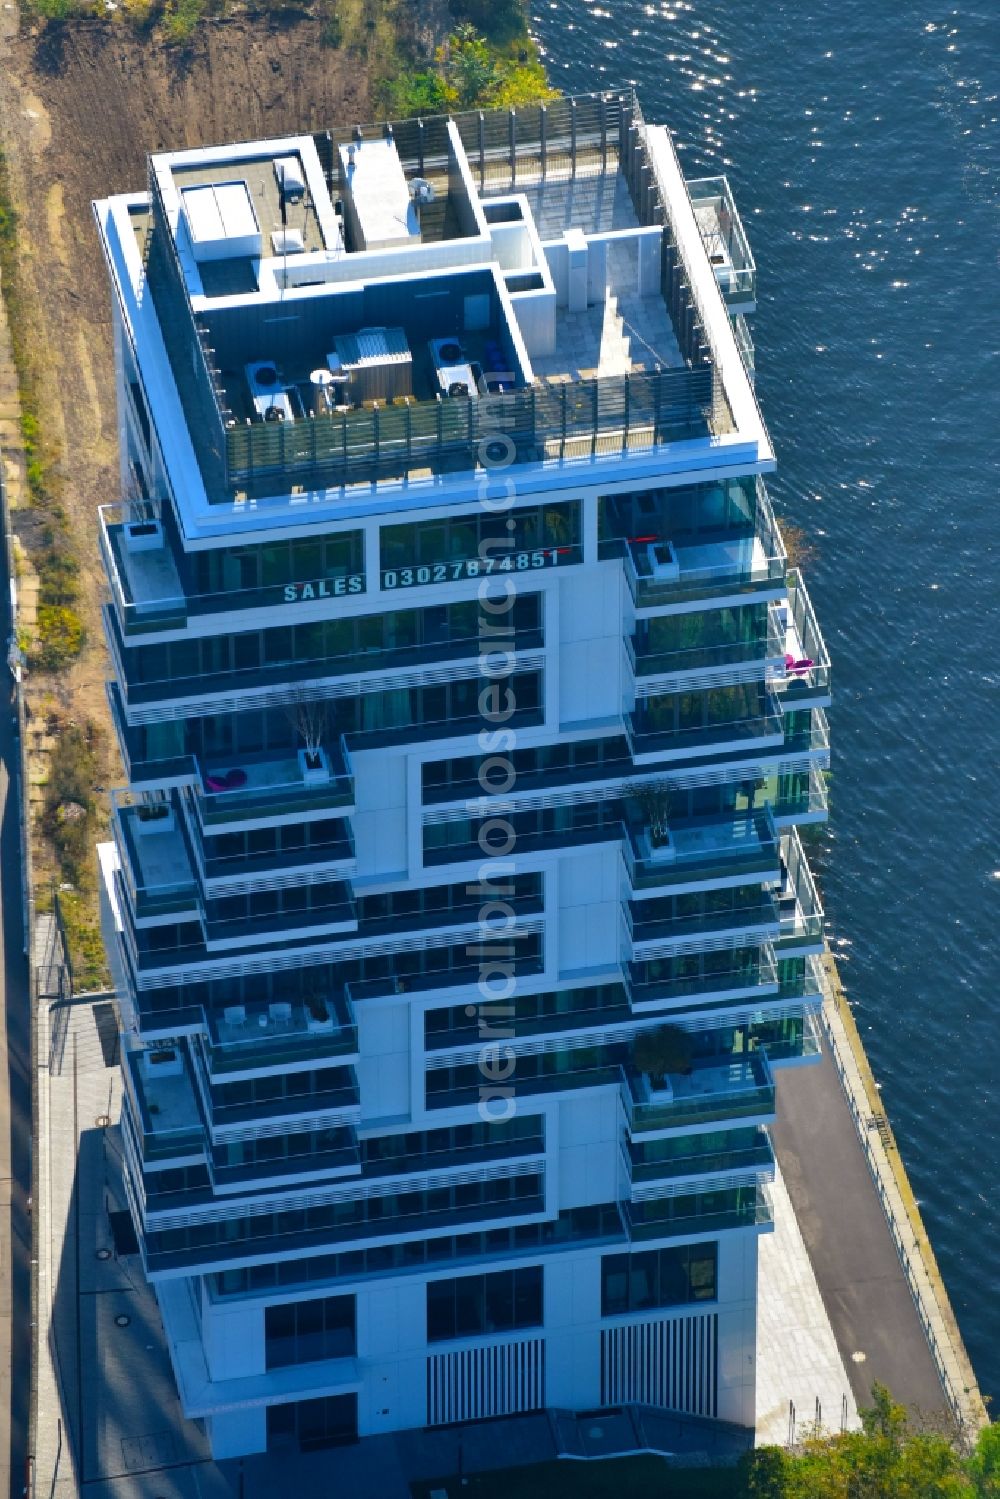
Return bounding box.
[632,1024,695,1084]
[284,692,330,769]
[630,778,676,848]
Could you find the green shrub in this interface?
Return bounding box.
[34,605,85,670]
[162,0,204,42]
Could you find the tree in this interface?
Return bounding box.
[632,1024,694,1083]
[629,778,676,847]
[968,1423,1000,1497]
[737,1385,976,1498]
[283,692,331,766]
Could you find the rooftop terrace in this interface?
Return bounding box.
[97,93,763,516]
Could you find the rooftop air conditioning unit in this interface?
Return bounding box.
[274,156,306,202]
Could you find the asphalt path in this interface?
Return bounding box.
[0,497,32,1498]
[771,1058,947,1419]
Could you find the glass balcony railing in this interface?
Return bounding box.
[207,1068,360,1129]
[627,1130,774,1185]
[195,736,355,827]
[624,948,779,1012]
[758,1008,823,1064]
[201,990,359,1070]
[192,820,356,887]
[775,829,825,953]
[626,694,785,763]
[108,681,197,788]
[615,483,786,611]
[624,1186,772,1241]
[771,570,832,703]
[109,617,543,710]
[123,1043,205,1162]
[112,791,199,919]
[143,1184,548,1276]
[625,892,780,953]
[100,503,367,637]
[733,313,755,378]
[202,884,357,947]
[624,1050,776,1133]
[424,810,624,868]
[686,175,757,307]
[623,807,781,894]
[625,608,785,682]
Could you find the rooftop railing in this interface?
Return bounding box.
[686,176,757,307]
[142,92,725,502]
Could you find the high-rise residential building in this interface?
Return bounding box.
[94,92,830,1459]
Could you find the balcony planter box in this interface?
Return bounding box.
[647,1076,674,1102]
[142,1046,182,1078]
[135,804,175,836]
[124,519,164,554]
[305,999,334,1033]
[646,539,679,582]
[640,829,675,865]
[298,747,331,785]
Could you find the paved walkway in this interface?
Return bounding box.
[756,1166,858,1444]
[771,1047,947,1419]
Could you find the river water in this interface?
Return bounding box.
[530,0,1000,1400]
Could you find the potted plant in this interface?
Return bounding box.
[135,799,175,836]
[630,778,677,861]
[284,693,332,784]
[305,995,333,1032]
[632,1024,695,1098]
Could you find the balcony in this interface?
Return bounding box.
[624,1050,776,1133]
[425,988,631,1051]
[687,175,757,311]
[123,1043,204,1162]
[626,1128,774,1186]
[108,681,196,788]
[201,990,359,1073]
[206,1065,361,1131]
[190,816,357,893]
[108,608,542,717]
[623,807,781,896]
[625,607,785,691]
[625,890,780,959]
[100,503,367,638]
[769,571,832,707]
[201,880,357,949]
[112,793,198,920]
[615,482,786,611]
[775,829,825,955]
[624,1186,772,1241]
[424,807,624,868]
[624,947,780,1013]
[195,736,355,829]
[760,1009,823,1066]
[626,692,785,765]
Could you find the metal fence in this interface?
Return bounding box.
[820,996,974,1433]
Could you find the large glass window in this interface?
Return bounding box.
[265,1293,356,1368]
[600,1243,717,1317]
[266,1392,357,1450]
[426,1266,543,1342]
[380,501,581,584]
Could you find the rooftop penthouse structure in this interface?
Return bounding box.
[94,91,831,1459]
